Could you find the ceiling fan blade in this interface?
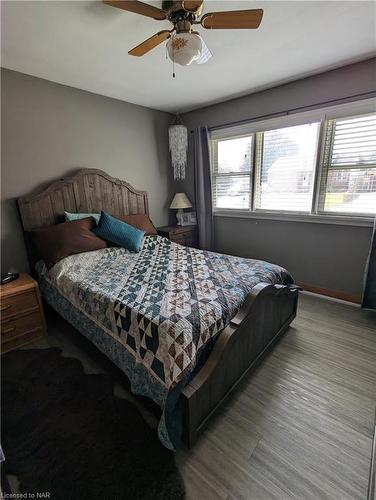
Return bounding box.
[201,9,263,29]
[128,30,172,57]
[103,1,166,20]
[182,1,204,13]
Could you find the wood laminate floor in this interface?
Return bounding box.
[177,294,376,500]
[11,293,376,499]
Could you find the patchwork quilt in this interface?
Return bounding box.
[38,235,293,448]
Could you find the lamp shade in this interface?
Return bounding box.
[169,193,192,210]
[166,33,202,66]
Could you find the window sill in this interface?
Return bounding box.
[213,210,374,227]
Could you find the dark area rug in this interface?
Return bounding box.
[1,348,185,500]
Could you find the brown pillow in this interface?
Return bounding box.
[29,218,107,268]
[117,214,157,235]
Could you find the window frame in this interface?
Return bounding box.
[210,98,376,225]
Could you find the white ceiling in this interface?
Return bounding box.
[2,1,375,113]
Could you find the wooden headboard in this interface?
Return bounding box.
[18,168,149,231]
[17,168,150,271]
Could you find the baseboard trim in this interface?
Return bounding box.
[298,282,361,305]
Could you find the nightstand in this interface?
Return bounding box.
[1,273,47,353]
[157,225,198,248]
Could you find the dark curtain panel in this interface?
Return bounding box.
[193,126,214,251]
[362,217,376,310]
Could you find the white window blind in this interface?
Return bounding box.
[211,135,253,209]
[209,98,376,220]
[320,113,376,215]
[254,122,320,212]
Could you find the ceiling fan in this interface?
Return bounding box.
[103,1,263,67]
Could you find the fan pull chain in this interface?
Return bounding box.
[172,34,176,78]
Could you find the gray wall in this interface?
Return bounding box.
[181,58,376,300]
[1,69,173,274]
[213,217,372,301]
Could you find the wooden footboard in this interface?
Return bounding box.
[181,283,299,447]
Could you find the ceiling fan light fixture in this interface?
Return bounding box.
[103,1,264,68]
[167,32,202,66]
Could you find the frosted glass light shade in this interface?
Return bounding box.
[169,193,192,209]
[167,33,202,66]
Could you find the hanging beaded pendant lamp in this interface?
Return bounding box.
[169,115,188,180]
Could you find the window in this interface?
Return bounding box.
[211,135,253,209]
[254,122,320,212]
[210,99,376,219]
[318,113,376,215]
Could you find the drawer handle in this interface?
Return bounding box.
[1,305,11,312]
[2,326,16,334]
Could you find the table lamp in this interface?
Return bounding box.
[169,193,192,225]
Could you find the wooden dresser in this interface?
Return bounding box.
[157,225,198,248]
[1,274,47,353]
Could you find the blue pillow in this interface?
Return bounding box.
[93,211,145,252]
[65,211,100,224]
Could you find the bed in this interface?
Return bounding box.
[18,168,299,449]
